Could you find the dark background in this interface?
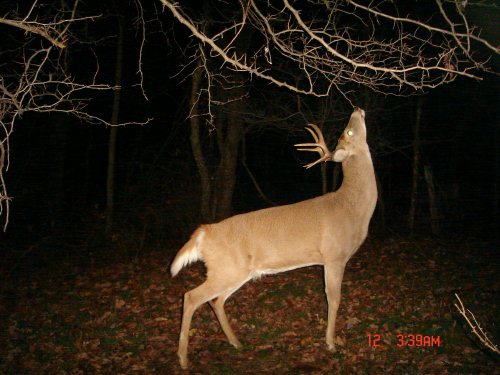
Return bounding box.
[0,1,498,270]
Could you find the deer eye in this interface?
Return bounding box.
[347,129,354,137]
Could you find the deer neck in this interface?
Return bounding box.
[337,149,377,206]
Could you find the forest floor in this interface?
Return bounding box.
[1,235,499,374]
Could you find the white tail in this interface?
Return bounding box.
[170,227,205,277]
[171,107,377,369]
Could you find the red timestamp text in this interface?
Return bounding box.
[367,333,442,348]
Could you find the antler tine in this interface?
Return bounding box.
[294,124,333,169]
[305,125,320,143]
[307,124,325,144]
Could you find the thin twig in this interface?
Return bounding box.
[454,294,500,354]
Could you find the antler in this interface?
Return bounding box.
[295,124,333,169]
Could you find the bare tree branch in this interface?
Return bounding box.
[132,0,149,100]
[0,0,101,49]
[160,0,321,96]
[160,0,498,98]
[0,17,67,48]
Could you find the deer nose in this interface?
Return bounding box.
[359,107,366,118]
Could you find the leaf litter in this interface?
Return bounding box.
[0,236,498,373]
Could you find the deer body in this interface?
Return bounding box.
[171,108,377,369]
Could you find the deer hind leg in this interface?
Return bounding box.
[177,276,248,369]
[324,262,346,352]
[209,290,243,349]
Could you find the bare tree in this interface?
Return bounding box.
[409,97,423,236]
[0,1,148,230]
[180,3,252,222]
[188,63,247,222]
[106,13,125,234]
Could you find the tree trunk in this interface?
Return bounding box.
[212,102,243,221]
[189,67,212,221]
[494,120,499,225]
[424,164,440,235]
[189,71,246,222]
[189,71,246,223]
[105,16,124,233]
[409,97,423,236]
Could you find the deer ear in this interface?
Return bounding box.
[333,148,348,162]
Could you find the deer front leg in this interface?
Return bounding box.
[324,263,346,352]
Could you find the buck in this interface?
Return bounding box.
[170,107,377,369]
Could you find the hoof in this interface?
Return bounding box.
[327,336,344,352]
[178,353,189,370]
[231,340,243,349]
